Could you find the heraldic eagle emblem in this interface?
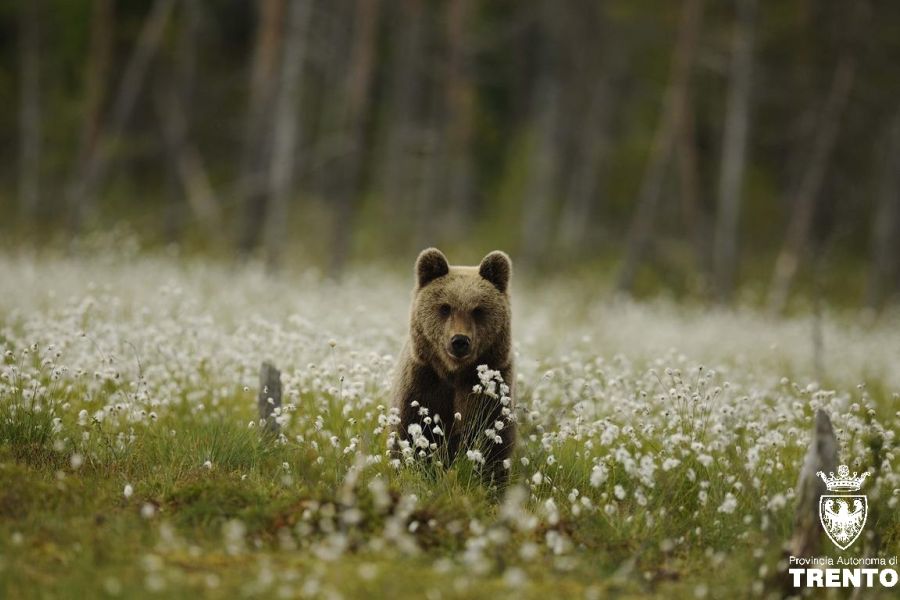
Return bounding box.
[816,464,870,550]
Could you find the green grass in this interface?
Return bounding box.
[1,386,894,599]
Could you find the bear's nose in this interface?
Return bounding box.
[450,334,471,357]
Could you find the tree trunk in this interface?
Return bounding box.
[379,0,426,239]
[677,90,708,287]
[713,0,756,302]
[176,0,199,115]
[18,0,42,222]
[865,107,900,309]
[65,0,113,232]
[153,1,223,242]
[786,411,837,562]
[519,71,561,265]
[520,6,564,266]
[263,0,313,271]
[305,0,352,201]
[237,0,285,256]
[414,103,445,251]
[767,57,856,314]
[66,0,175,235]
[442,0,476,235]
[153,82,224,238]
[329,0,382,278]
[556,38,623,255]
[767,2,869,313]
[617,0,704,293]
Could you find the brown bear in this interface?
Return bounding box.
[391,248,516,483]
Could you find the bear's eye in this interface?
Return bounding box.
[439,304,452,317]
[472,306,485,320]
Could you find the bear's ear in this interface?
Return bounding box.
[416,247,449,287]
[479,251,512,293]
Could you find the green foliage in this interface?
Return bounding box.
[3,1,900,308]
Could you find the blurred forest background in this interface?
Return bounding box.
[1,0,899,310]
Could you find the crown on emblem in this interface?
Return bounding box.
[816,464,870,492]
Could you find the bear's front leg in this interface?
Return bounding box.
[394,360,455,462]
[473,396,516,486]
[452,364,515,485]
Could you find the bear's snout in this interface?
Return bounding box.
[449,334,472,358]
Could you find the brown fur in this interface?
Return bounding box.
[392,248,516,482]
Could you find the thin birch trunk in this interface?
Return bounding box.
[767,57,856,314]
[237,0,285,255]
[329,0,382,278]
[520,5,563,265]
[66,0,175,235]
[617,0,703,293]
[767,2,869,313]
[519,69,561,265]
[263,0,313,271]
[556,54,620,254]
[443,0,476,234]
[18,0,41,221]
[713,0,756,302]
[65,0,113,231]
[153,83,223,237]
[380,0,426,234]
[677,93,708,286]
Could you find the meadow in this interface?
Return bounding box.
[0,248,898,599]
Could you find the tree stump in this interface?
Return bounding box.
[773,409,839,595]
[257,361,282,435]
[788,408,838,557]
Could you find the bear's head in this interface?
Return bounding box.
[409,248,512,375]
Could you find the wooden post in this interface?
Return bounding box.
[258,361,282,435]
[788,409,838,557]
[768,408,838,598]
[773,409,838,594]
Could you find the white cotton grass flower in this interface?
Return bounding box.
[503,566,527,588]
[717,493,738,514]
[123,484,133,499]
[662,458,680,471]
[590,464,608,487]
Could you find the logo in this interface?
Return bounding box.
[817,464,870,550]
